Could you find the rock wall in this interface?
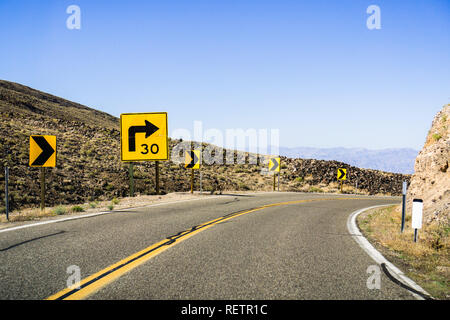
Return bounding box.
[407,104,449,225]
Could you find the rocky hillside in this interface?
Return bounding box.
[407,104,449,225]
[0,80,410,212]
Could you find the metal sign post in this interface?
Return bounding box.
[191,169,194,194]
[5,166,9,221]
[129,163,135,197]
[277,172,280,191]
[401,181,407,233]
[40,167,45,212]
[155,161,160,195]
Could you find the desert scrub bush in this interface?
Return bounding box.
[71,205,84,213]
[238,182,250,190]
[89,201,98,208]
[295,177,304,183]
[107,204,114,210]
[309,186,324,193]
[53,206,67,215]
[432,133,442,141]
[111,197,120,205]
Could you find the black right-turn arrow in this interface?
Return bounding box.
[128,120,159,152]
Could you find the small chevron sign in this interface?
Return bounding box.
[337,168,347,181]
[269,157,280,172]
[185,150,200,169]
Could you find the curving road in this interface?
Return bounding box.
[0,192,414,300]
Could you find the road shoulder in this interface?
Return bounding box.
[347,205,434,300]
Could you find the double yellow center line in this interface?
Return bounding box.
[46,197,365,300]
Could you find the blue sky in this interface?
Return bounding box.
[0,0,449,150]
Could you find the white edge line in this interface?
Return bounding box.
[347,204,433,300]
[0,195,229,234]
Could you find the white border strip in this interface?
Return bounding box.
[347,204,433,300]
[0,195,228,234]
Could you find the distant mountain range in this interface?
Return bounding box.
[275,146,419,174]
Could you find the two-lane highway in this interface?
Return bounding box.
[0,192,413,300]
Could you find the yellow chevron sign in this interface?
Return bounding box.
[269,157,280,172]
[29,135,56,167]
[337,168,347,180]
[185,150,200,169]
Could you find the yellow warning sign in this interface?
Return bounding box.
[120,113,168,161]
[185,150,200,169]
[269,157,280,172]
[29,135,56,167]
[337,168,347,180]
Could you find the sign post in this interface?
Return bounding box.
[120,112,169,196]
[29,135,56,213]
[278,172,280,192]
[191,169,194,194]
[401,181,407,233]
[5,166,9,221]
[200,171,203,194]
[411,199,423,243]
[129,163,135,197]
[40,168,45,212]
[155,161,160,195]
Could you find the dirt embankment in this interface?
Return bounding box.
[407,104,449,226]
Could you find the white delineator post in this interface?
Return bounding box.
[401,181,407,232]
[411,199,423,242]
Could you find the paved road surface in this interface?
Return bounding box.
[0,192,413,300]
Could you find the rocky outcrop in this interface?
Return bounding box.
[282,157,409,195]
[407,104,450,225]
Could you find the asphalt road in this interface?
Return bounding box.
[0,192,414,300]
